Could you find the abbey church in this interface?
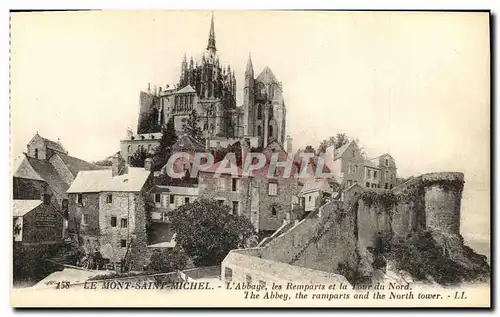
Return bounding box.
[135,13,288,150]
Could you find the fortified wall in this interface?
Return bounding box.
[225,172,489,284]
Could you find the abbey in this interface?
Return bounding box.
[134,13,287,152]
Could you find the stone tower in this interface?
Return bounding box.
[243,53,255,136]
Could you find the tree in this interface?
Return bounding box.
[334,133,350,149]
[149,247,188,273]
[129,146,150,168]
[303,145,316,154]
[167,198,256,266]
[317,133,352,153]
[152,117,177,171]
[182,109,205,144]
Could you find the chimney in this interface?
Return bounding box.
[144,158,153,171]
[286,135,293,154]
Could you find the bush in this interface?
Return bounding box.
[149,247,188,273]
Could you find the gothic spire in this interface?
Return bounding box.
[245,52,254,77]
[207,12,216,52]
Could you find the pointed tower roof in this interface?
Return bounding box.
[207,12,216,52]
[245,53,254,76]
[256,66,279,84]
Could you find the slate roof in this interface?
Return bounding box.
[12,155,44,181]
[13,200,43,217]
[172,134,206,152]
[256,66,279,84]
[176,85,196,94]
[56,153,104,177]
[24,156,70,197]
[67,167,150,193]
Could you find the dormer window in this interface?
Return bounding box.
[34,148,38,159]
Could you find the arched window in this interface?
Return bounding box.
[269,125,273,137]
[257,104,262,120]
[127,145,132,153]
[34,148,38,159]
[257,125,262,136]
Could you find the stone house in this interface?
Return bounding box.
[325,140,398,190]
[120,129,162,164]
[13,199,64,245]
[66,154,154,270]
[13,133,104,235]
[198,138,300,234]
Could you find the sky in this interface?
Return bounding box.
[10,11,489,189]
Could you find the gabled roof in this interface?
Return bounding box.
[333,140,355,160]
[43,137,67,154]
[13,200,42,217]
[67,168,150,193]
[56,153,104,177]
[256,66,279,85]
[176,85,196,94]
[24,156,69,197]
[13,155,44,181]
[172,134,206,152]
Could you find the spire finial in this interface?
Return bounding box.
[245,52,254,76]
[207,11,216,52]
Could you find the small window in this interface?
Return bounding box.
[43,194,51,205]
[373,171,378,178]
[352,150,355,158]
[367,170,371,178]
[271,206,277,216]
[106,194,112,203]
[111,216,117,227]
[257,125,262,136]
[62,199,68,211]
[120,239,127,248]
[385,183,389,189]
[82,214,88,225]
[170,195,175,204]
[225,267,233,282]
[185,197,190,204]
[127,145,132,153]
[385,159,389,167]
[121,218,128,228]
[217,178,226,190]
[308,196,312,202]
[268,183,278,196]
[34,148,39,159]
[155,193,161,203]
[366,182,370,187]
[217,199,224,205]
[77,194,83,204]
[232,201,239,215]
[390,184,394,189]
[232,178,239,192]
